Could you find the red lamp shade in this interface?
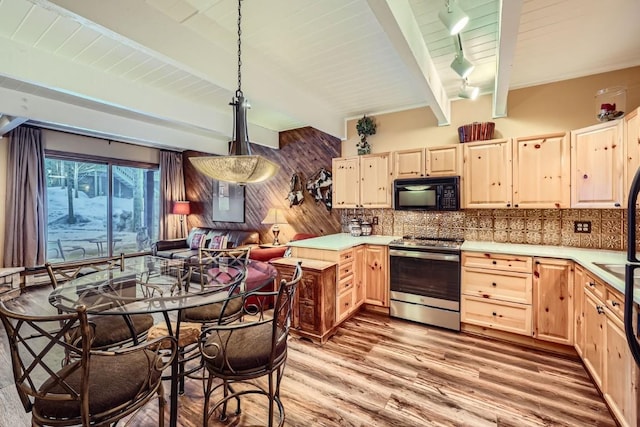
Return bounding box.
[172,201,191,215]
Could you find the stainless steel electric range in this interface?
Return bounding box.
[388,236,463,331]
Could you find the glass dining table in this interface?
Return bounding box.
[48,254,278,427]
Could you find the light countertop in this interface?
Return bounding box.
[288,233,636,301]
[287,233,401,251]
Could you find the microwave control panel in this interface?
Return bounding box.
[440,184,459,210]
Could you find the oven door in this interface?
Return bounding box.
[389,248,460,307]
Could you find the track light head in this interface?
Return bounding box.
[438,0,469,36]
[459,79,479,100]
[451,54,474,79]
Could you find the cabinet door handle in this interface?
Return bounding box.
[492,282,497,287]
[492,261,497,265]
[492,312,497,316]
[596,305,605,314]
[611,300,620,307]
[587,282,595,287]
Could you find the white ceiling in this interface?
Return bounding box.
[0,0,639,153]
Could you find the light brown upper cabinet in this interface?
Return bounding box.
[359,153,392,208]
[332,156,361,208]
[333,153,392,209]
[393,148,424,179]
[426,145,461,177]
[462,139,512,208]
[624,107,640,207]
[571,120,624,208]
[512,133,570,209]
[393,145,461,179]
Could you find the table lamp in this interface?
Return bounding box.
[172,201,191,227]
[261,208,288,245]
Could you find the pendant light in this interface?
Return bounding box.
[438,0,469,36]
[190,0,279,185]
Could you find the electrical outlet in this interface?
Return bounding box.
[372,216,379,225]
[574,221,592,233]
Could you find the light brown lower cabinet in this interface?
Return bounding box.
[605,311,638,427]
[364,245,389,307]
[532,258,574,345]
[461,252,533,336]
[583,287,606,388]
[574,264,586,357]
[580,273,638,427]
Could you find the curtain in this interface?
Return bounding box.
[3,127,46,267]
[159,150,187,240]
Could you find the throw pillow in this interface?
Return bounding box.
[189,232,206,249]
[208,235,228,249]
[186,227,206,248]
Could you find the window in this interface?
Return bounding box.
[46,156,159,262]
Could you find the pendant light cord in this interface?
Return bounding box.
[236,0,243,97]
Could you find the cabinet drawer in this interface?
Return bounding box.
[338,261,355,279]
[462,267,532,304]
[339,249,354,264]
[337,274,355,294]
[337,290,353,322]
[461,295,532,336]
[584,273,606,301]
[462,252,532,273]
[606,288,624,321]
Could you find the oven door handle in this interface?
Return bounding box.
[389,249,459,262]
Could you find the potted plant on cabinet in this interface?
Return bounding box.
[356,115,376,155]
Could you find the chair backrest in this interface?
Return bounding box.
[45,253,125,289]
[0,302,92,421]
[197,247,251,291]
[0,299,175,426]
[270,261,303,360]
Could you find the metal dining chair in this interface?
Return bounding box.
[45,256,154,350]
[0,300,176,427]
[199,261,303,427]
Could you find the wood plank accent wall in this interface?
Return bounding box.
[183,127,342,244]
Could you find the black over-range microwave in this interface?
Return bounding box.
[393,176,460,211]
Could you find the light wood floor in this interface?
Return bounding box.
[0,289,616,427]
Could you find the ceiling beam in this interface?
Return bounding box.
[493,0,523,118]
[0,114,28,136]
[39,0,345,139]
[367,0,451,125]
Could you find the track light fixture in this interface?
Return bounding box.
[438,0,469,36]
[450,34,474,79]
[459,79,479,100]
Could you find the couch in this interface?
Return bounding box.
[151,227,259,261]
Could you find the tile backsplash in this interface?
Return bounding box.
[339,208,635,251]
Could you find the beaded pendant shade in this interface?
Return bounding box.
[190,0,279,185]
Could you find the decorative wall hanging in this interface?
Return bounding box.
[356,115,376,155]
[212,180,245,222]
[306,167,332,211]
[286,173,304,207]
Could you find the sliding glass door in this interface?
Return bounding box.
[45,156,159,262]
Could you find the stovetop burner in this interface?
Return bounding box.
[389,236,464,250]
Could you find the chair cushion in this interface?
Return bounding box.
[34,350,162,420]
[69,313,154,348]
[202,323,286,374]
[180,298,243,323]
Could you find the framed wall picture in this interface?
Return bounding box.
[212,180,245,222]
